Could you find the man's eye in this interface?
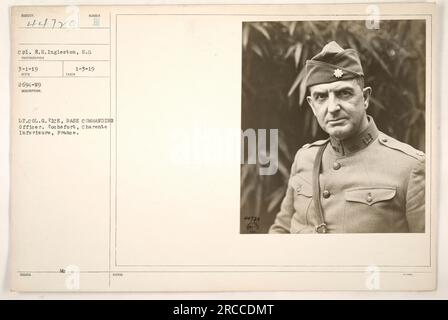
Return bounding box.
[315,94,327,101]
[339,90,352,98]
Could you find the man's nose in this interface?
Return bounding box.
[327,93,341,113]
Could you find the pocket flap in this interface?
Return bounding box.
[344,187,396,206]
[289,175,312,197]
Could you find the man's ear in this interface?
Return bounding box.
[306,96,317,116]
[362,86,372,110]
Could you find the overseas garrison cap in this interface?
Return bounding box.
[305,41,364,88]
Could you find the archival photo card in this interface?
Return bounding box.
[9,2,437,292]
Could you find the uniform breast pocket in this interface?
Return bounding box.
[289,174,313,231]
[343,186,397,232]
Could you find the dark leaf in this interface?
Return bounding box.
[250,43,263,58]
[288,66,306,97]
[294,42,303,67]
[252,23,271,41]
[242,24,250,50]
[267,187,286,214]
[289,21,297,36]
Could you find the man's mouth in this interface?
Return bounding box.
[327,118,347,125]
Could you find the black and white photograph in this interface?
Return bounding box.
[4,2,440,294]
[240,19,426,234]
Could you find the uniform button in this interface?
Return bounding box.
[296,185,302,193]
[417,151,424,156]
[366,192,373,203]
[381,137,388,143]
[333,162,341,170]
[323,190,331,199]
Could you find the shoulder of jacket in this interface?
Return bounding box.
[301,138,330,150]
[377,133,425,161]
[292,138,329,165]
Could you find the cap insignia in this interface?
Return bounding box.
[333,68,344,78]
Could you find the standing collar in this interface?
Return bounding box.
[329,116,379,156]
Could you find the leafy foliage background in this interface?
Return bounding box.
[240,20,426,233]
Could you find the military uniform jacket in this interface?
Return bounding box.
[269,118,425,233]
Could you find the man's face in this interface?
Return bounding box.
[306,79,371,140]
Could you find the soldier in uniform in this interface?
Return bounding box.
[269,41,425,234]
